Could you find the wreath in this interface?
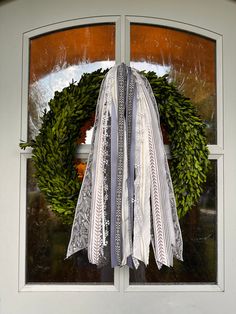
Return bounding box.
[20,69,210,225]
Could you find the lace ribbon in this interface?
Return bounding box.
[67,64,183,269]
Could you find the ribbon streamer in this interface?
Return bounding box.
[67,63,183,269]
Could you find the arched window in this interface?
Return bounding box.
[22,16,222,291]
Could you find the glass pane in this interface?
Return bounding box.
[26,158,114,284]
[130,24,216,144]
[28,24,115,140]
[130,160,217,284]
[26,23,115,283]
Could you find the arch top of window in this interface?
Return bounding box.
[129,22,217,144]
[25,17,221,145]
[27,23,116,141]
[29,23,116,85]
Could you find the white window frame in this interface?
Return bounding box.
[19,15,122,293]
[124,15,224,292]
[19,15,224,293]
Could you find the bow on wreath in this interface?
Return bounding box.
[66,63,183,269]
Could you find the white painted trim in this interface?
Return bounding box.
[20,268,120,292]
[23,15,121,37]
[125,15,222,38]
[208,145,224,155]
[115,17,122,64]
[124,284,223,293]
[20,35,30,142]
[214,154,225,291]
[120,15,126,63]
[75,144,223,159]
[216,36,224,150]
[20,284,118,293]
[18,153,28,292]
[124,16,130,64]
[21,144,223,157]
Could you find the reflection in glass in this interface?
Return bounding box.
[130,24,217,144]
[130,160,217,284]
[27,24,115,284]
[28,24,115,140]
[26,159,114,284]
[76,114,95,145]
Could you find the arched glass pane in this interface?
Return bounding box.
[28,24,115,140]
[130,24,216,144]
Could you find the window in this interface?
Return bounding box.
[26,23,115,284]
[20,17,223,290]
[129,23,218,285]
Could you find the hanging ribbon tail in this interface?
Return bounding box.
[66,63,183,269]
[137,71,183,267]
[66,75,107,259]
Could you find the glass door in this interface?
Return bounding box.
[0,1,235,313]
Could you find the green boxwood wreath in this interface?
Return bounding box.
[20,68,210,225]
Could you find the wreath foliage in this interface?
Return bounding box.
[20,69,210,225]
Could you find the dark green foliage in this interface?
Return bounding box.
[20,69,210,224]
[21,69,107,224]
[144,72,210,218]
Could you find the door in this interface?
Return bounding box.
[0,0,236,313]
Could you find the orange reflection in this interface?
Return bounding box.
[74,160,87,181]
[30,24,115,84]
[131,24,216,143]
[77,114,95,144]
[131,24,215,84]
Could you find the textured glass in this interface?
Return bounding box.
[28,24,115,140]
[130,160,217,284]
[130,24,217,144]
[26,159,114,284]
